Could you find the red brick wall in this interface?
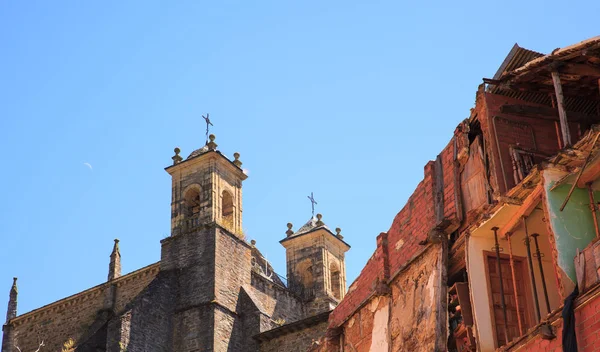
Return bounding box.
[507,289,600,351]
[328,133,459,329]
[483,92,578,193]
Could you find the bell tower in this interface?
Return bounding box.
[281,214,350,316]
[161,133,252,351]
[166,134,247,237]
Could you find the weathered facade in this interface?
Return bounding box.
[1,135,350,351]
[310,36,600,352]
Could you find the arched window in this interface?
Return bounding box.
[184,187,201,217]
[296,259,314,298]
[222,190,234,226]
[330,262,342,300]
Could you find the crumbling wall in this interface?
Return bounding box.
[339,295,389,352]
[389,245,445,351]
[483,92,577,193]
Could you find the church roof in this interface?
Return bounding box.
[281,214,350,249]
[294,216,329,236]
[187,145,209,159]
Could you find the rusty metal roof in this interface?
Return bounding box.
[487,38,600,115]
[491,43,544,81]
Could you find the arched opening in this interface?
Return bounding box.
[184,187,201,217]
[222,190,234,227]
[330,261,342,300]
[295,259,314,299]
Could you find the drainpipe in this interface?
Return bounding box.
[492,227,509,344]
[523,216,542,323]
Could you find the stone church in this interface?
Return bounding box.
[1,134,350,352]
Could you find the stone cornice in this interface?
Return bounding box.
[9,263,160,327]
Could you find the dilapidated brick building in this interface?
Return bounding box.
[1,134,350,352]
[309,35,600,352]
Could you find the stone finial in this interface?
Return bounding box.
[172,147,183,165]
[5,277,17,323]
[108,239,121,281]
[233,152,242,168]
[207,134,218,151]
[335,227,343,240]
[250,239,256,247]
[315,214,324,227]
[286,223,294,237]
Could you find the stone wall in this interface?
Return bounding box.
[6,264,158,352]
[249,272,305,324]
[118,271,176,352]
[214,227,251,313]
[259,321,328,352]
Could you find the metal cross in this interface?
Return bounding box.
[307,192,317,217]
[202,113,213,143]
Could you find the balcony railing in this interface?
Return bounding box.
[509,146,549,185]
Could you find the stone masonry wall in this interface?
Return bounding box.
[214,227,251,313]
[6,264,158,352]
[116,271,176,352]
[213,227,252,351]
[259,321,328,352]
[249,272,305,324]
[160,228,216,308]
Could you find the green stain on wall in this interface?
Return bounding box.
[544,174,600,283]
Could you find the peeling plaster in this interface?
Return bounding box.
[395,239,404,250]
[427,269,436,306]
[369,299,389,352]
[543,169,599,282]
[369,296,381,313]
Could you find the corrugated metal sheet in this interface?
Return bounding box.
[491,44,544,80]
[488,40,600,115]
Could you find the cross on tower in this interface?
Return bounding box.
[307,192,317,217]
[202,113,213,143]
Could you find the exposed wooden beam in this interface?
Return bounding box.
[551,70,572,147]
[487,80,600,100]
[499,184,543,238]
[576,155,600,187]
[560,63,600,77]
[499,104,598,123]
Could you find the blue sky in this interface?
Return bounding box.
[0,1,598,315]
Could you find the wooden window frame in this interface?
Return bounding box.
[482,251,535,349]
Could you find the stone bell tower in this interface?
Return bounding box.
[160,134,252,351]
[280,214,350,316]
[166,134,247,237]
